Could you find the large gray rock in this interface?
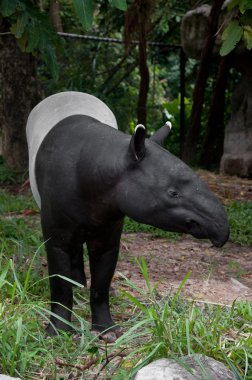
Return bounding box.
[134,355,236,380]
[0,375,21,380]
[220,75,252,177]
[181,2,247,60]
[181,4,211,59]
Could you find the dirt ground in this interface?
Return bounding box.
[114,171,252,306]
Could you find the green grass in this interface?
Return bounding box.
[0,190,251,378]
[0,255,251,379]
[0,158,17,184]
[114,259,252,379]
[226,201,252,246]
[123,217,180,240]
[0,191,37,214]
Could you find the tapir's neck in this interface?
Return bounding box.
[77,119,130,218]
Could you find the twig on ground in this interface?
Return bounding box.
[55,356,97,371]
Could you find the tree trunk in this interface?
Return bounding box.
[137,40,149,125]
[0,20,42,173]
[200,56,231,169]
[50,0,63,33]
[179,49,187,157]
[182,0,225,164]
[124,0,152,128]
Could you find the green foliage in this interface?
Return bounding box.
[1,245,251,378]
[220,0,252,56]
[0,0,128,78]
[0,0,16,17]
[0,159,17,184]
[109,0,127,11]
[0,191,36,214]
[36,0,189,132]
[220,20,244,56]
[0,251,94,378]
[0,189,251,378]
[124,217,179,241]
[0,0,61,77]
[162,96,192,157]
[227,0,252,13]
[72,0,127,29]
[114,259,252,378]
[226,201,252,245]
[72,0,96,29]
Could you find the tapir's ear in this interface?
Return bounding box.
[150,121,172,146]
[130,124,146,161]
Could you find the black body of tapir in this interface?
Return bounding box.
[27,92,229,341]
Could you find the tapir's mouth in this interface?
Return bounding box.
[185,219,206,239]
[185,219,229,248]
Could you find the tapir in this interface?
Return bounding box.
[26,91,229,341]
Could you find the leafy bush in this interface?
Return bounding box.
[162,96,192,157]
[0,158,17,184]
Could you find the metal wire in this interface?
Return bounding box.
[0,30,181,49]
[57,32,181,49]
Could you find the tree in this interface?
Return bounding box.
[0,0,127,173]
[182,0,225,164]
[200,56,231,168]
[182,0,252,166]
[0,18,43,172]
[124,0,153,126]
[0,0,60,172]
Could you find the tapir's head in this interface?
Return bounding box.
[117,123,229,247]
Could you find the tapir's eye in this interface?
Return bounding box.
[168,189,180,198]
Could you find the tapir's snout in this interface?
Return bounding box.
[205,201,230,248]
[209,219,230,248]
[185,204,230,248]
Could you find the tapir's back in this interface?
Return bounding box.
[26,92,118,208]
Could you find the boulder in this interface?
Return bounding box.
[181,4,211,59]
[134,355,236,380]
[0,375,21,380]
[220,75,252,177]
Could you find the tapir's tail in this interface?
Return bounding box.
[26,92,118,208]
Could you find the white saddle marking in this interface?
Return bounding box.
[26,91,118,208]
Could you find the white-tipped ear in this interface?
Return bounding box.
[165,121,172,131]
[135,124,146,132]
[130,124,146,161]
[150,121,172,146]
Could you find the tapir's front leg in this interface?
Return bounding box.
[87,220,123,342]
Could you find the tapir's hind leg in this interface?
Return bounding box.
[70,241,86,287]
[87,220,124,343]
[41,222,77,336]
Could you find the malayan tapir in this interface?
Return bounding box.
[26,91,229,341]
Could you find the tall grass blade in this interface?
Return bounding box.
[170,271,191,312]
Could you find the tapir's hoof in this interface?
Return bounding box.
[45,323,76,337]
[109,286,117,296]
[91,327,123,343]
[45,324,58,336]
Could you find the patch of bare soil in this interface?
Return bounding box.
[196,170,252,203]
[115,233,252,305]
[113,171,252,306]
